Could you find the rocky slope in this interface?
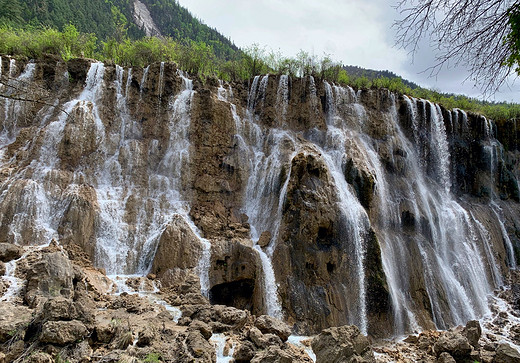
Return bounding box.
[0,55,520,361]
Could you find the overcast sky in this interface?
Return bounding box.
[176,0,519,103]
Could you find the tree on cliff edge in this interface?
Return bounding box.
[395,0,520,94]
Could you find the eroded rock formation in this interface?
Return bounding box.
[0,56,519,346]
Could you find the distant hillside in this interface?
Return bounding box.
[0,0,239,59]
[343,65,420,90]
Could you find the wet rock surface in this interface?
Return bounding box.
[1,57,520,362]
[0,245,316,362]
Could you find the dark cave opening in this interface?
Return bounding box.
[209,279,255,312]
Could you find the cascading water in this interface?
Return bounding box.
[0,59,517,340]
[219,75,292,318]
[243,76,291,319]
[382,94,497,331]
[318,81,374,333]
[276,75,289,123]
[0,62,212,295]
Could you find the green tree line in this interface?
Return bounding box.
[0,0,239,60]
[0,26,518,122]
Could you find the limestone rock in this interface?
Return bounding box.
[186,330,215,361]
[254,315,291,342]
[495,343,520,363]
[181,304,250,332]
[209,239,263,314]
[311,325,375,363]
[189,319,213,340]
[40,320,89,345]
[273,150,390,335]
[151,215,203,276]
[41,297,77,321]
[251,345,301,363]
[94,320,115,343]
[58,184,98,261]
[433,331,472,358]
[437,352,456,363]
[234,340,257,362]
[0,243,23,262]
[159,268,201,294]
[463,320,482,348]
[24,352,53,363]
[258,231,272,248]
[61,340,93,363]
[137,325,156,347]
[24,251,75,307]
[0,303,33,343]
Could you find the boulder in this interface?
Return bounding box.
[311,325,375,363]
[251,345,299,363]
[186,330,215,361]
[137,326,156,347]
[495,343,520,363]
[151,215,203,276]
[189,319,213,340]
[437,352,456,363]
[57,184,98,261]
[40,320,89,345]
[462,320,482,348]
[94,320,115,344]
[24,251,75,307]
[257,231,272,248]
[181,304,250,332]
[41,297,76,321]
[0,261,4,276]
[249,326,283,349]
[61,340,93,363]
[254,315,292,342]
[24,352,53,363]
[0,303,33,343]
[234,340,257,362]
[0,243,23,262]
[433,331,472,358]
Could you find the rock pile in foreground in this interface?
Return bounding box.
[2,242,520,362]
[0,242,315,362]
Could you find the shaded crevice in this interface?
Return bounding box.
[209,279,255,312]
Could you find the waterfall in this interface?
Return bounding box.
[492,203,517,269]
[219,75,295,319]
[140,65,149,99]
[427,101,451,193]
[384,95,496,330]
[320,81,381,334]
[0,59,515,338]
[158,61,165,99]
[276,75,289,123]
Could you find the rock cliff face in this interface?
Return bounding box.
[0,56,519,339]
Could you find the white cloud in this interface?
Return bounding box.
[177,0,519,102]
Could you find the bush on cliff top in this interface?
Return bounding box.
[0,25,518,122]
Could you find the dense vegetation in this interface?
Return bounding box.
[0,25,517,122]
[0,0,238,60]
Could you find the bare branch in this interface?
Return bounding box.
[394,0,520,95]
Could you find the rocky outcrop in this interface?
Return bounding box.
[0,244,317,362]
[1,56,520,342]
[209,239,264,315]
[272,150,390,335]
[151,215,203,276]
[311,325,375,363]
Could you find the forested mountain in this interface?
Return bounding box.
[343,64,420,89]
[0,0,239,59]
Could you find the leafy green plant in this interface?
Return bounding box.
[143,353,162,362]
